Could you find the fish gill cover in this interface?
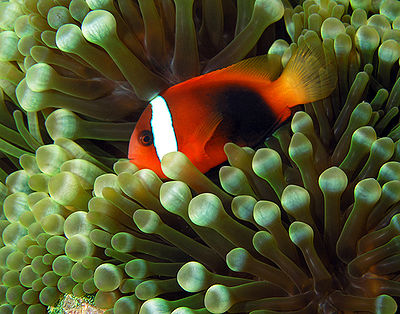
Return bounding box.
[1,0,400,313]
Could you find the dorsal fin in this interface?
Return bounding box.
[222,53,283,81]
[201,53,283,82]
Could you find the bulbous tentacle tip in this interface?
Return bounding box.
[253,0,285,26]
[94,263,123,292]
[81,10,117,46]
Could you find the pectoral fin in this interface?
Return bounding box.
[198,110,223,143]
[189,110,224,159]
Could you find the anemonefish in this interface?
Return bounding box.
[128,42,336,178]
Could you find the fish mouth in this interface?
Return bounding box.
[127,156,139,167]
[127,157,146,171]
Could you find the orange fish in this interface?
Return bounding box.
[128,43,336,178]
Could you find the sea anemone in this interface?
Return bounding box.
[2,0,400,313]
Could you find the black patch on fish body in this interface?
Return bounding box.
[213,85,279,145]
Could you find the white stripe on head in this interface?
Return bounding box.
[150,96,178,162]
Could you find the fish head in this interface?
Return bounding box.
[128,105,164,177]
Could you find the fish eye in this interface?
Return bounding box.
[139,130,153,146]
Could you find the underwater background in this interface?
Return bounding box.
[2,0,400,312]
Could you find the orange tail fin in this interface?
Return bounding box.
[266,39,337,111]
